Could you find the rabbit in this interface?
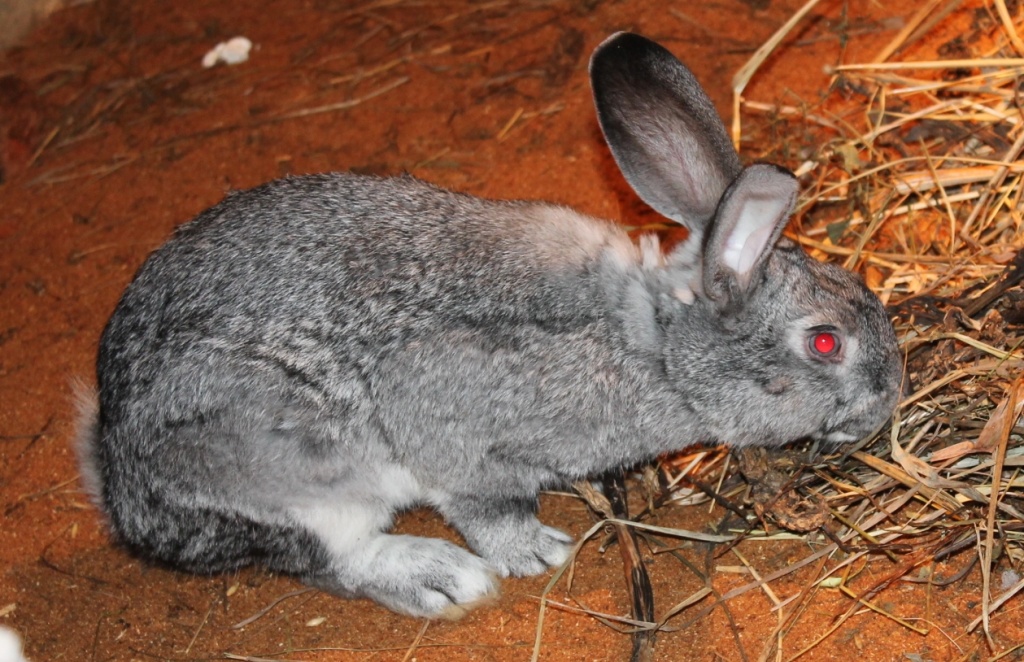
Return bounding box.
[77,32,902,619]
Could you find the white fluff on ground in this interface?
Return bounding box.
[0,627,27,662]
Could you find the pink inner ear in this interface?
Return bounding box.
[736,223,773,275]
[721,187,793,278]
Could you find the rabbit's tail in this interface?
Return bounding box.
[71,379,104,509]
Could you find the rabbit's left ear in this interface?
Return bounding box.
[702,164,798,308]
[590,32,742,230]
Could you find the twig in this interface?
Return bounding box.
[274,76,410,120]
[401,620,430,662]
[602,472,657,662]
[229,589,315,629]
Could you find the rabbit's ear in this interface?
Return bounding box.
[703,164,798,307]
[590,32,742,229]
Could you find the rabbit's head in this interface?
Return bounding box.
[592,32,902,446]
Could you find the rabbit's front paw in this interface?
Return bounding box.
[453,511,573,577]
[489,522,573,577]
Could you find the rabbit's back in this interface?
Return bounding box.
[103,174,634,362]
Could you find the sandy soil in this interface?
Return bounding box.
[2,1,1020,660]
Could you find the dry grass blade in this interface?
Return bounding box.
[979,377,1019,645]
[871,0,956,63]
[730,0,826,147]
[969,573,1024,631]
[230,589,314,630]
[836,584,929,634]
[274,76,410,120]
[851,450,964,515]
[532,517,609,662]
[401,620,431,662]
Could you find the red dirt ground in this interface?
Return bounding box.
[2,1,1022,660]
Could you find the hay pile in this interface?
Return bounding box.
[548,1,1024,660]
[780,4,1024,640]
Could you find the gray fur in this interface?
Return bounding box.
[78,33,902,618]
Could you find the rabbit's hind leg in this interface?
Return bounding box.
[293,502,499,619]
[103,487,338,581]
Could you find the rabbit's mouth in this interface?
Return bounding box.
[820,430,859,444]
[817,413,893,446]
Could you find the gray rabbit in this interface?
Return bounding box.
[77,33,902,618]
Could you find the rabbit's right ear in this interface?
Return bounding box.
[590,32,742,229]
[702,164,798,310]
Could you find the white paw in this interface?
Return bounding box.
[357,535,499,619]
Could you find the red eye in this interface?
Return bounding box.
[811,331,840,357]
